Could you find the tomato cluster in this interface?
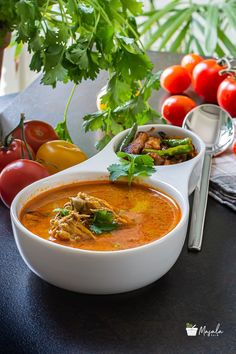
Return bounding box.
[0,116,87,207]
[160,53,236,126]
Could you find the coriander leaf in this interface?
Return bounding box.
[132,153,156,166]
[28,32,42,52]
[132,154,156,176]
[145,71,162,90]
[95,135,112,151]
[0,1,18,45]
[110,119,124,135]
[107,163,130,182]
[101,75,132,109]
[116,34,143,54]
[135,111,151,125]
[55,120,73,143]
[96,24,114,53]
[121,0,143,15]
[41,63,68,88]
[89,224,104,234]
[108,152,155,185]
[16,0,39,22]
[116,151,133,161]
[66,0,79,20]
[90,223,117,234]
[44,43,64,68]
[57,23,71,44]
[53,208,70,217]
[83,111,105,132]
[66,40,89,69]
[143,109,162,123]
[132,95,146,115]
[45,29,58,46]
[90,210,118,234]
[116,52,153,81]
[29,51,42,72]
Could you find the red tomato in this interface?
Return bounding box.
[192,59,227,103]
[181,53,203,76]
[161,95,197,127]
[0,159,50,207]
[0,139,35,172]
[160,65,191,94]
[12,120,58,153]
[233,141,236,155]
[217,77,236,117]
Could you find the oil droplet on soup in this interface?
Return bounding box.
[20,181,181,251]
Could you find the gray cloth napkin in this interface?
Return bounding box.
[209,119,236,211]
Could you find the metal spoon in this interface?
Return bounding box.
[183,104,234,251]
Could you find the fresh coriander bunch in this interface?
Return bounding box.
[13,0,162,146]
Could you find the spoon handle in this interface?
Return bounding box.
[188,153,212,251]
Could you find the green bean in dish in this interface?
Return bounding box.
[119,128,197,165]
[118,122,138,152]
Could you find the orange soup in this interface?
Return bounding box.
[20,181,181,251]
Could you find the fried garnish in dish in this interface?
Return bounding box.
[126,132,149,154]
[144,136,161,150]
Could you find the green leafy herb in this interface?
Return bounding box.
[55,120,73,143]
[83,71,164,149]
[0,1,18,46]
[90,210,118,235]
[6,0,162,146]
[53,208,70,217]
[108,152,155,185]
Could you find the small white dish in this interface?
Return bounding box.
[11,124,205,294]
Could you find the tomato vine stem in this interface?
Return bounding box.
[19,113,33,160]
[3,113,33,159]
[218,57,236,78]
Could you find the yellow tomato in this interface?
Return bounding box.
[36,140,87,174]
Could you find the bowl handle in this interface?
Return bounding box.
[152,163,194,199]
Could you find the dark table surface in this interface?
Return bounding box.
[0,53,235,354]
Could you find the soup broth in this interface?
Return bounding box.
[20,181,181,251]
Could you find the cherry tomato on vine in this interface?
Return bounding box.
[36,140,87,174]
[161,95,197,127]
[12,120,58,153]
[217,77,236,118]
[0,139,35,172]
[160,65,191,94]
[181,53,203,76]
[0,159,50,207]
[192,59,227,103]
